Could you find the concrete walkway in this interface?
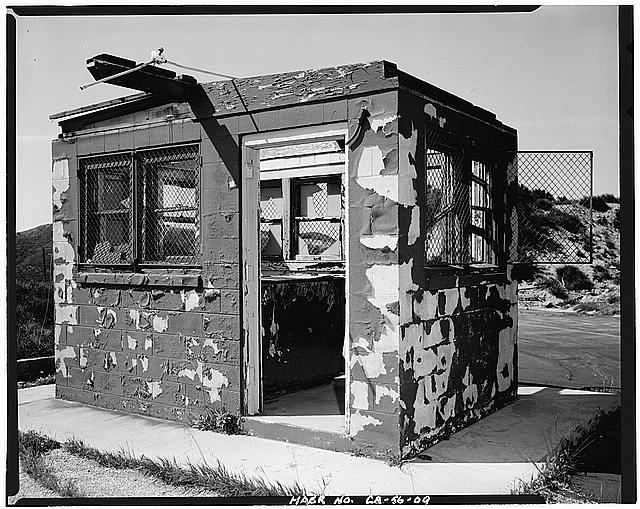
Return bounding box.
[17,384,619,495]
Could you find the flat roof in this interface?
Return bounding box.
[54,57,514,133]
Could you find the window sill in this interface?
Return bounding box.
[76,271,202,288]
[423,264,508,290]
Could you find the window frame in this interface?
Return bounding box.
[78,142,202,270]
[422,126,504,268]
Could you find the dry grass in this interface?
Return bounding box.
[64,437,306,497]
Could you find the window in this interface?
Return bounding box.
[258,139,345,262]
[422,128,496,265]
[80,144,200,266]
[470,160,494,263]
[293,177,343,259]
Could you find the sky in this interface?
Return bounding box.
[12,6,619,232]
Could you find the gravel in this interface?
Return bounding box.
[7,466,60,504]
[34,449,218,498]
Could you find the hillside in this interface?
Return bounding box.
[517,197,620,315]
[16,223,53,281]
[15,223,54,359]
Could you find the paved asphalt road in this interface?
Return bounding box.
[518,310,621,390]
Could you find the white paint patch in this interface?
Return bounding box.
[185,337,199,356]
[374,385,399,404]
[365,264,398,298]
[55,305,78,325]
[202,337,220,355]
[129,310,140,328]
[351,351,386,379]
[496,327,515,392]
[144,336,153,351]
[440,394,456,421]
[146,381,163,399]
[462,366,478,408]
[363,264,400,356]
[351,380,370,410]
[152,315,168,333]
[139,356,149,372]
[426,318,453,348]
[110,352,118,366]
[360,234,398,251]
[55,346,76,377]
[413,291,438,321]
[177,361,228,402]
[201,367,229,403]
[127,335,137,350]
[356,146,399,203]
[439,288,459,316]
[399,259,419,324]
[408,206,420,246]
[181,289,200,311]
[79,348,87,369]
[349,411,383,436]
[52,159,69,180]
[357,146,386,177]
[54,325,62,346]
[368,113,397,133]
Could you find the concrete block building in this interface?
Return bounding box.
[52,56,519,458]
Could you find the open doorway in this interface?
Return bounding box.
[242,124,349,435]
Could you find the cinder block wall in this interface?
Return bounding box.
[346,90,402,449]
[396,90,519,456]
[53,113,243,423]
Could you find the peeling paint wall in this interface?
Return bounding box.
[396,89,519,456]
[53,115,242,423]
[346,91,402,447]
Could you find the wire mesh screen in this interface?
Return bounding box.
[294,179,343,258]
[423,129,471,264]
[80,153,133,264]
[140,145,200,264]
[512,151,592,263]
[296,219,342,257]
[260,182,283,257]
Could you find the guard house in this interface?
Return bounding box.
[52,56,519,458]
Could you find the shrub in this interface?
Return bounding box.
[19,430,61,456]
[16,274,54,359]
[580,196,610,212]
[546,209,584,234]
[598,193,619,204]
[592,264,611,282]
[540,276,568,299]
[534,198,554,211]
[556,265,594,291]
[510,263,543,282]
[190,409,244,435]
[613,207,620,230]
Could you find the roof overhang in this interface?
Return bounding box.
[86,53,200,101]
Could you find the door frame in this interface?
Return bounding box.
[241,123,350,428]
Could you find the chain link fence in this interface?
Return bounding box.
[512,151,592,263]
